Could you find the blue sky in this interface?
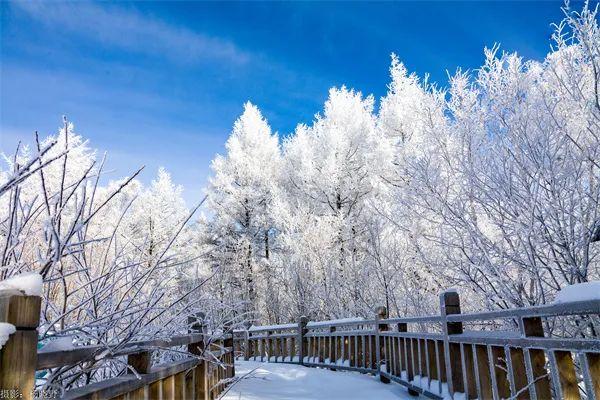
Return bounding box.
[1,1,564,205]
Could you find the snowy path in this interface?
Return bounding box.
[220,361,419,400]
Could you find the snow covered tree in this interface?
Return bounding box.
[205,102,283,322]
[281,87,390,317]
[0,120,236,392]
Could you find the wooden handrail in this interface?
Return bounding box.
[37,333,207,369]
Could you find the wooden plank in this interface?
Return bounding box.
[128,386,146,400]
[392,336,399,376]
[491,346,511,399]
[441,291,464,395]
[406,339,414,382]
[588,353,600,400]
[174,372,186,399]
[462,343,477,399]
[244,331,251,361]
[555,351,580,400]
[298,316,308,365]
[184,369,194,399]
[375,306,390,383]
[437,340,446,382]
[446,335,600,352]
[0,294,41,328]
[267,334,273,362]
[427,339,438,382]
[162,375,175,400]
[38,346,108,370]
[397,323,407,375]
[191,360,208,400]
[475,344,493,399]
[447,300,600,322]
[509,347,530,400]
[522,317,552,399]
[149,380,162,400]
[0,294,41,400]
[401,336,408,378]
[349,335,356,367]
[0,330,38,400]
[448,342,465,394]
[207,364,214,400]
[385,336,391,374]
[280,337,285,361]
[211,363,217,399]
[411,339,419,381]
[371,335,377,370]
[38,333,206,370]
[471,344,482,399]
[419,339,427,377]
[357,335,363,368]
[335,335,341,365]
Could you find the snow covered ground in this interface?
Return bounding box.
[220,361,419,400]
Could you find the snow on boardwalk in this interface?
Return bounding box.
[221,361,419,400]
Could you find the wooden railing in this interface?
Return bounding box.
[234,290,600,400]
[3,289,599,399]
[0,292,234,400]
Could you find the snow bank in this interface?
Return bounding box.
[554,281,600,303]
[307,317,364,327]
[0,272,43,296]
[0,322,16,350]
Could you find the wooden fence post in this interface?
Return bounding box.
[298,316,308,365]
[440,290,464,397]
[329,326,337,371]
[224,321,235,378]
[188,312,207,400]
[244,330,251,361]
[266,331,273,362]
[127,351,152,374]
[520,317,552,399]
[375,306,390,383]
[0,292,41,400]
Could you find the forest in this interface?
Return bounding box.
[1,1,599,390]
[202,3,600,323]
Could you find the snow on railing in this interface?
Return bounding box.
[248,322,297,332]
[306,317,365,327]
[234,289,600,400]
[554,281,600,304]
[0,272,43,296]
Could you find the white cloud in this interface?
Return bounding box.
[12,1,250,65]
